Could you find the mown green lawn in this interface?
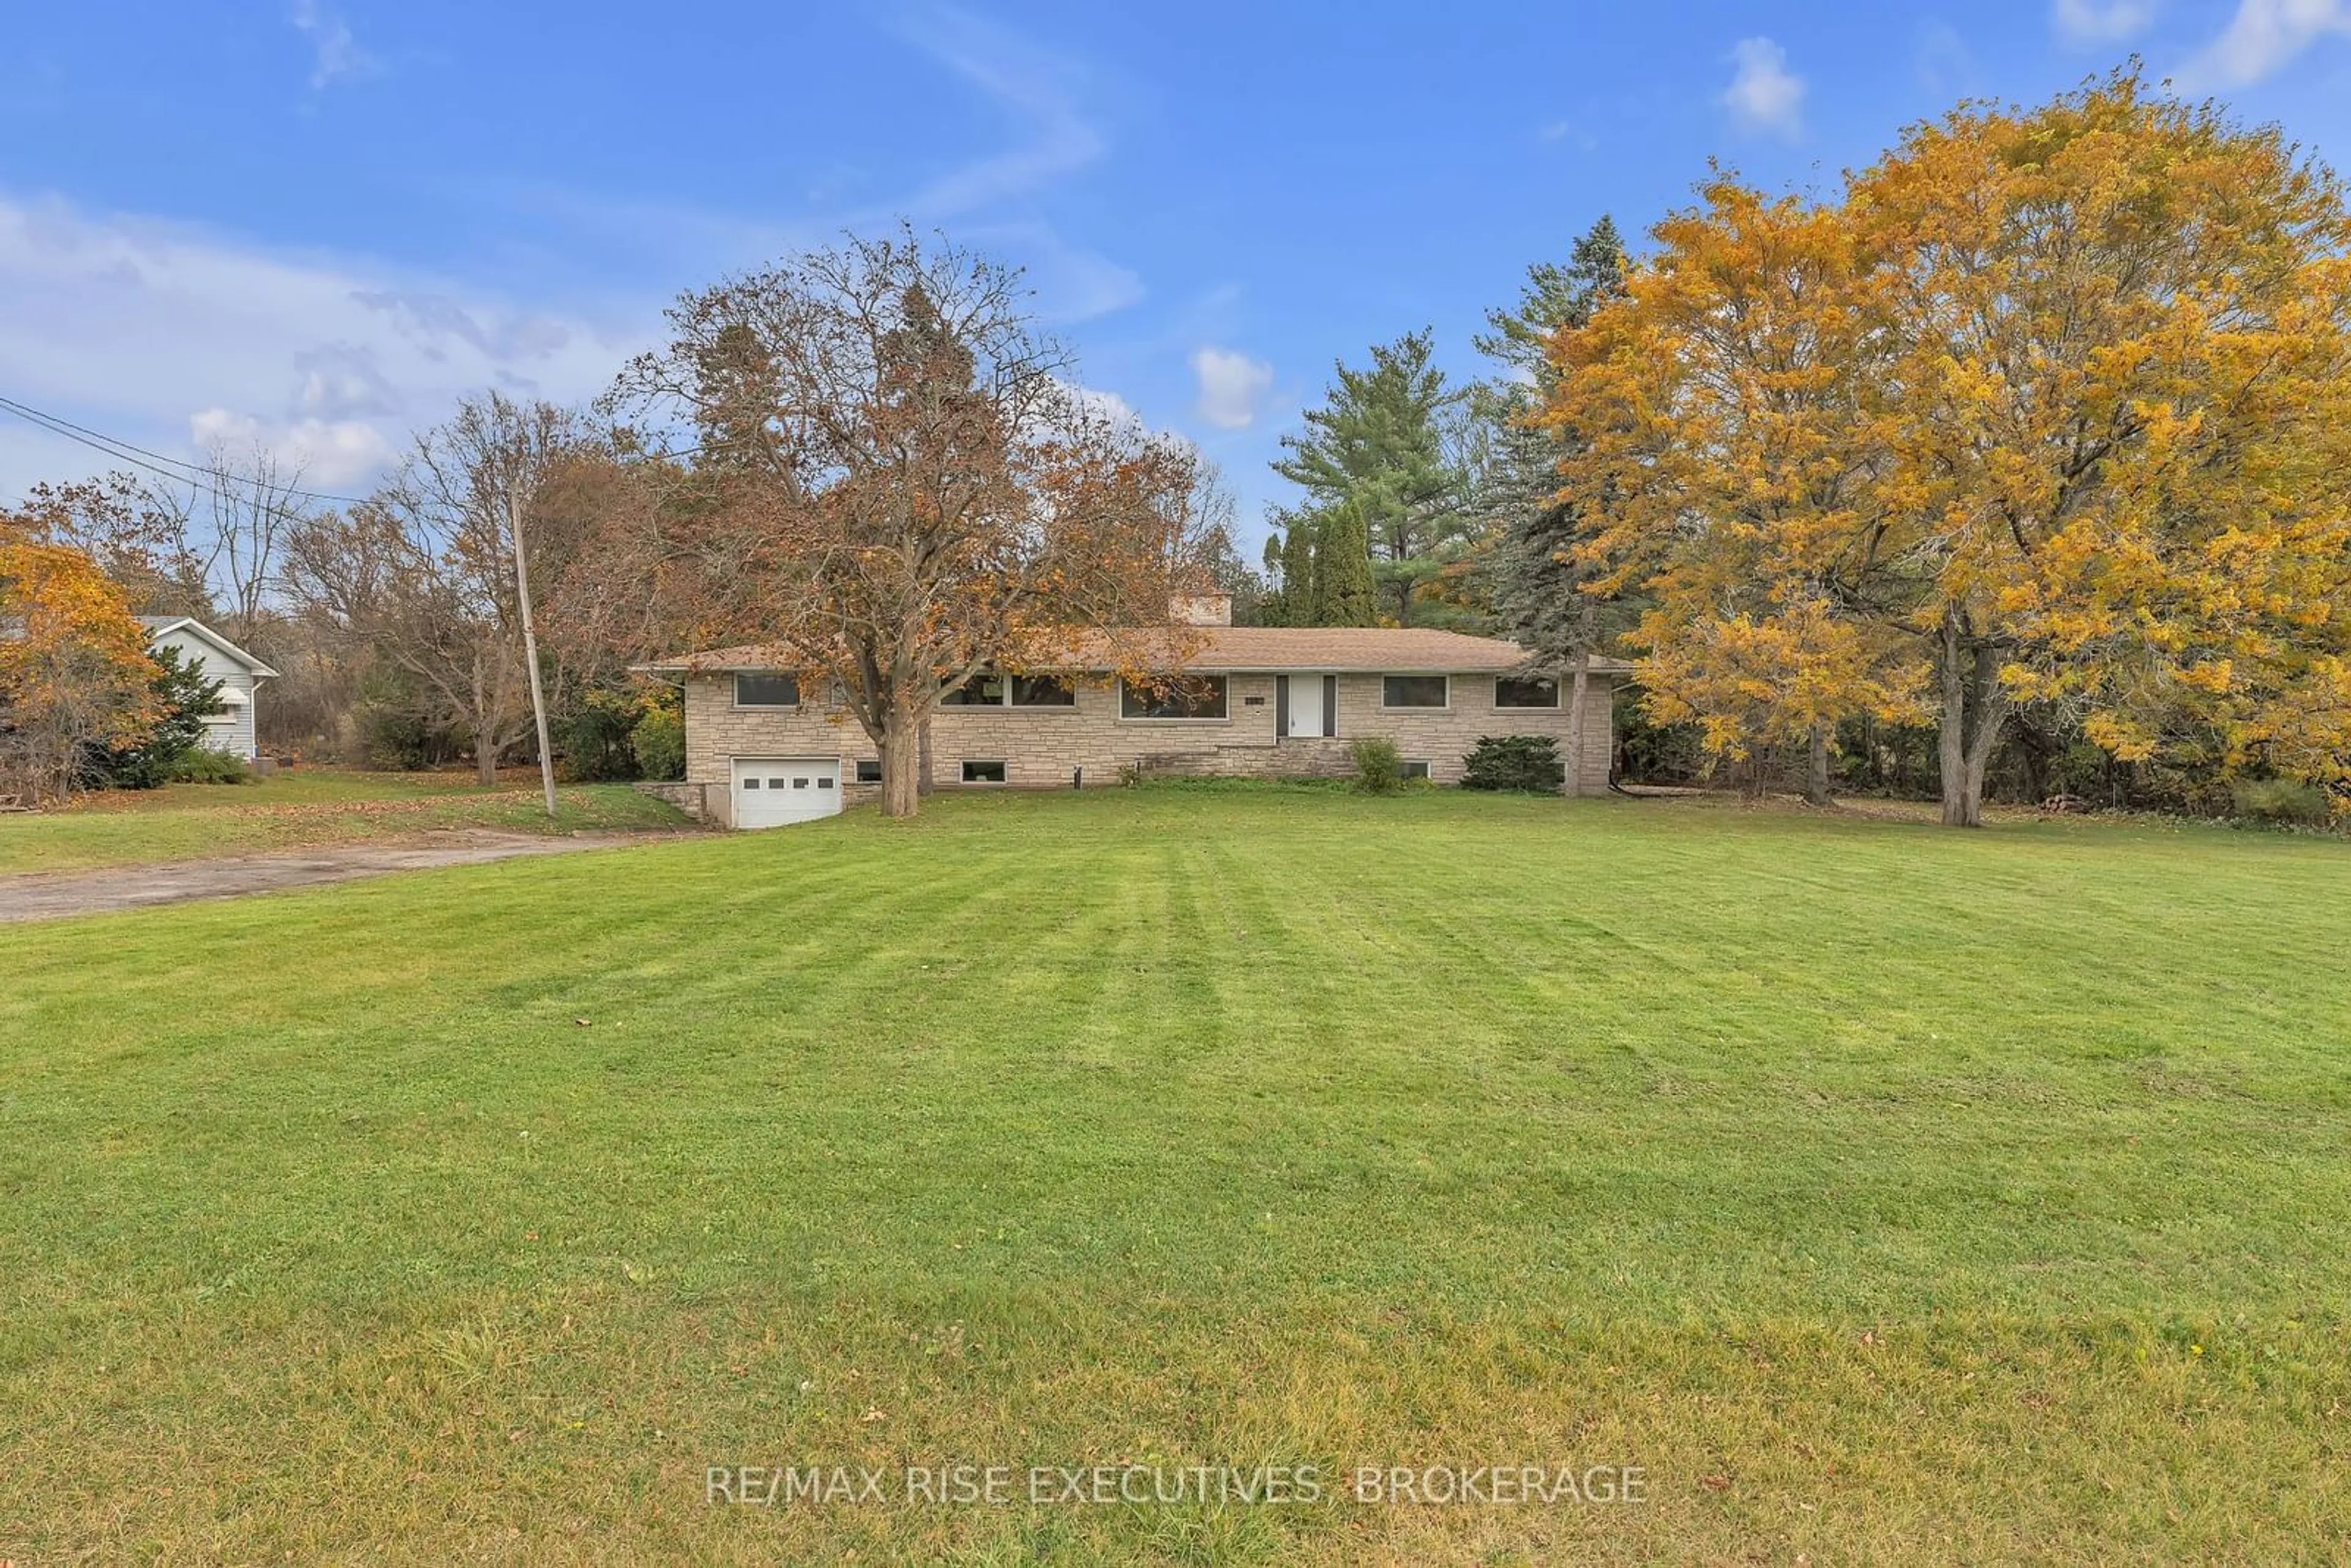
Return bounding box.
[0,768,688,874]
[4,789,2347,1562]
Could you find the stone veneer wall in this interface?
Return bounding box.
[681,669,1614,822]
[631,780,713,820]
[1329,673,1614,793]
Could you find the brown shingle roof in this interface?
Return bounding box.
[639,626,1632,676]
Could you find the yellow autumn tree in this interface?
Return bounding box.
[0,516,161,803]
[1636,598,1922,793]
[1859,72,2351,822]
[1549,175,1924,800]
[1552,71,2351,824]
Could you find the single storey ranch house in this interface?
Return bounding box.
[642,597,1626,828]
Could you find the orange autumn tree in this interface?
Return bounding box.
[1551,176,1924,801]
[614,231,1226,819]
[1553,72,2351,825]
[0,516,161,803]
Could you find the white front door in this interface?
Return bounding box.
[1283,675,1325,738]
[730,757,842,828]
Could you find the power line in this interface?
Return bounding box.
[0,394,375,507]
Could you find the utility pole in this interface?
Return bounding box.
[510,488,558,819]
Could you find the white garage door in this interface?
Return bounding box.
[731,757,842,828]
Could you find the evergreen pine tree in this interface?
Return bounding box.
[1316,501,1376,625]
[1473,216,1625,384]
[1479,216,1630,659]
[1475,217,1632,788]
[1272,331,1473,626]
[1259,534,1290,625]
[1272,510,1321,626]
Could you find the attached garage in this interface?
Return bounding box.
[729,757,842,828]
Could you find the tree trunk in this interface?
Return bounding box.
[1564,649,1591,798]
[2009,715,2063,807]
[879,707,921,819]
[1937,606,2009,828]
[1804,722,1832,806]
[1562,595,1598,797]
[509,493,559,819]
[475,722,500,787]
[917,715,934,798]
[1937,609,1973,826]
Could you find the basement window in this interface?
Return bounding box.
[733,673,800,708]
[961,760,1008,784]
[1401,760,1432,781]
[855,759,882,784]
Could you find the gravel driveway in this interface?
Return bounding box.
[0,831,663,923]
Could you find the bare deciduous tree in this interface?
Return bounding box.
[408,395,588,816]
[612,230,1228,818]
[283,495,533,787]
[20,444,307,650]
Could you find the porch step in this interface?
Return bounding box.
[1129,738,1355,782]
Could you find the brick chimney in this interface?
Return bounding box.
[1170,593,1233,627]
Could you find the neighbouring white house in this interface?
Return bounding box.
[138,616,277,761]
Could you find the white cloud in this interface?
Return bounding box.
[872,7,1137,321]
[288,0,377,92]
[0,192,634,503]
[1916,21,1978,95]
[2053,0,2157,45]
[187,409,401,489]
[966,220,1143,322]
[2176,0,2351,87]
[891,8,1107,220]
[1721,38,1805,140]
[429,11,1142,328]
[1189,347,1273,431]
[1056,381,1141,431]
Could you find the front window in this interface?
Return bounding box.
[1494,677,1560,709]
[1010,674,1077,707]
[1381,675,1448,709]
[734,673,799,707]
[1120,677,1229,721]
[942,672,1078,707]
[940,673,1006,706]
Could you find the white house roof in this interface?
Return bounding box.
[138,616,279,680]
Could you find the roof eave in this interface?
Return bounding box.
[641,659,1627,677]
[143,616,279,679]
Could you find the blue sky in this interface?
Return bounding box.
[7,2,2351,551]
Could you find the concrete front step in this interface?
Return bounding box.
[1131,738,1356,781]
